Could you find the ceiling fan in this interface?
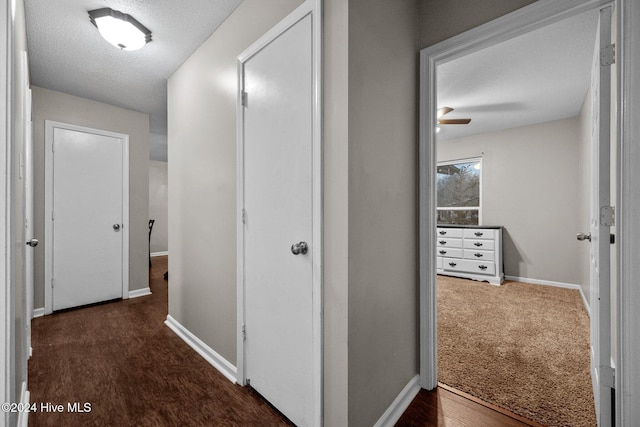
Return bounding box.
[437,107,471,125]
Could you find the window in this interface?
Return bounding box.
[436,158,481,225]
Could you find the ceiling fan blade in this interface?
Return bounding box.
[437,106,454,118]
[438,118,471,125]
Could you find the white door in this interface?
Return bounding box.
[241,13,314,427]
[49,125,126,311]
[23,53,34,357]
[587,6,614,426]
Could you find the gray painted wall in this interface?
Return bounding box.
[346,0,418,425]
[31,86,150,309]
[150,133,168,162]
[418,0,537,48]
[438,118,581,284]
[149,160,168,253]
[323,0,349,423]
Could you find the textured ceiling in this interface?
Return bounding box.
[25,0,242,137]
[437,9,599,141]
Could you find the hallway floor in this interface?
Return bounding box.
[29,256,535,426]
[29,256,291,427]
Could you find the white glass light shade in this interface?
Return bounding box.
[89,8,151,51]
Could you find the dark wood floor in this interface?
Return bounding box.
[396,384,540,427]
[29,256,537,426]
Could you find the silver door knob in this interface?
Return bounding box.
[113,224,121,232]
[26,238,38,247]
[577,232,591,242]
[291,241,308,255]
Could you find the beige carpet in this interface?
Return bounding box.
[437,275,596,426]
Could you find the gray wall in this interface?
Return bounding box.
[418,0,537,48]
[149,160,168,254]
[346,0,418,425]
[438,118,581,284]
[323,0,349,422]
[31,86,150,309]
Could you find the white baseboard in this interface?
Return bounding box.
[151,251,168,257]
[504,275,590,315]
[373,374,420,427]
[128,287,152,299]
[32,307,45,318]
[165,315,237,383]
[17,381,29,427]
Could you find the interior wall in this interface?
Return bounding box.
[150,133,168,162]
[167,0,303,372]
[417,0,536,48]
[149,160,168,254]
[346,0,418,425]
[437,118,582,285]
[31,86,150,309]
[322,0,350,423]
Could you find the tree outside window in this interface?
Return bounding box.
[436,158,481,225]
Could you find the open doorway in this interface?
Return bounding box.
[419,1,616,426]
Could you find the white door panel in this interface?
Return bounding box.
[52,127,124,311]
[242,14,314,426]
[589,6,613,426]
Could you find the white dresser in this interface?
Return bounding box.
[436,226,504,285]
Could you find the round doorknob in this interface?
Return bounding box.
[291,241,308,255]
[113,224,121,231]
[577,232,591,242]
[26,238,38,247]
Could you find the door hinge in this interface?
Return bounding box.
[242,324,246,341]
[600,206,615,226]
[51,210,55,221]
[242,208,247,224]
[51,278,54,288]
[241,91,248,108]
[600,365,615,388]
[601,43,615,66]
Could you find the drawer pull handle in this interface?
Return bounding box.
[439,250,447,255]
[439,240,447,245]
[474,242,483,247]
[439,230,446,235]
[474,232,484,236]
[479,265,488,270]
[474,253,483,257]
[449,262,457,267]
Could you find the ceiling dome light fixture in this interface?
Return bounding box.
[89,8,152,51]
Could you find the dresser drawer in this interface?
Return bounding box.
[463,239,495,250]
[436,237,462,248]
[463,249,495,261]
[442,259,496,276]
[463,228,494,239]
[437,248,463,258]
[437,228,463,238]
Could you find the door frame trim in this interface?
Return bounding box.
[236,1,323,425]
[616,0,640,422]
[44,121,130,315]
[419,0,624,416]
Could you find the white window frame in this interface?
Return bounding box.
[436,157,483,225]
